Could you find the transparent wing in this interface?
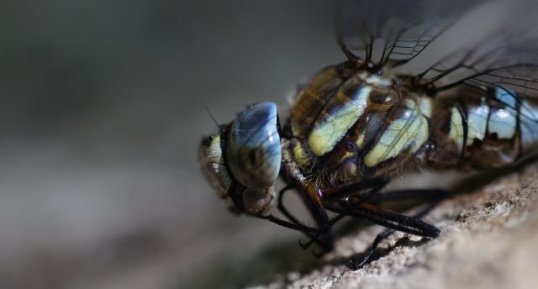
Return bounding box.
[336,0,489,68]
[422,40,538,99]
[432,49,538,127]
[337,0,538,133]
[410,0,538,127]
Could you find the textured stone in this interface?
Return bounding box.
[245,164,538,289]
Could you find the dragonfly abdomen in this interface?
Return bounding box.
[431,87,538,169]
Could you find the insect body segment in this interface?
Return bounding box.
[306,79,371,157]
[363,97,429,167]
[440,87,538,168]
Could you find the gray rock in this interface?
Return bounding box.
[247,165,538,289]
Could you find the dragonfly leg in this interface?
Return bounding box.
[366,188,449,204]
[298,214,346,251]
[342,189,448,269]
[260,214,318,234]
[277,186,336,253]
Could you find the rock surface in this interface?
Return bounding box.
[241,164,538,289]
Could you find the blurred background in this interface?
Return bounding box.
[0,1,341,288]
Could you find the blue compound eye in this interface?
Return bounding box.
[226,102,282,191]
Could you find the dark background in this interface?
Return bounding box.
[0,1,341,288]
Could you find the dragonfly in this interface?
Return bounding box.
[199,0,538,268]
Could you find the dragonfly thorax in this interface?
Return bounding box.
[284,64,431,190]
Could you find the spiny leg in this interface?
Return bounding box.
[347,228,394,269]
[298,214,346,251]
[260,214,319,234]
[290,177,391,252]
[344,189,448,269]
[366,189,448,205]
[273,177,393,254]
[333,203,440,237]
[228,182,323,240]
[277,186,306,228]
[277,186,335,252]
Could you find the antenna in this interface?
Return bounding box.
[204,105,220,128]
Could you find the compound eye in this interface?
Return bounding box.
[226,102,282,190]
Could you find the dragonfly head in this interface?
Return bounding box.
[199,102,282,215]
